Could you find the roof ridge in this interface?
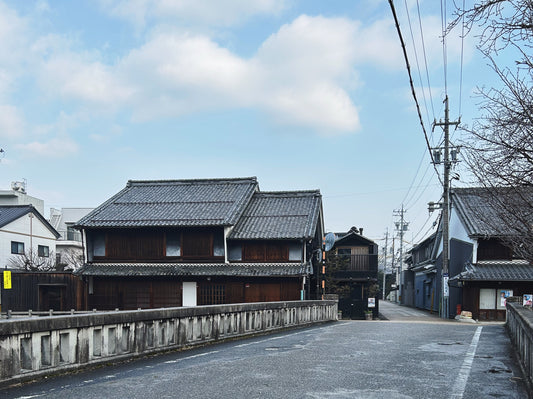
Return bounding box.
[126,177,257,187]
[255,190,320,196]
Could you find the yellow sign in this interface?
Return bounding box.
[3,270,11,289]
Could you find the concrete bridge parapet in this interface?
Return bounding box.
[0,300,337,387]
[506,301,533,396]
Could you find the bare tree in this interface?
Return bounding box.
[56,248,85,271]
[450,1,533,261]
[8,248,57,271]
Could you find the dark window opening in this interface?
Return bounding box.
[38,245,49,257]
[11,241,24,255]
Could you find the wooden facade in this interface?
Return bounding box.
[75,178,324,311]
[461,281,533,321]
[329,228,379,319]
[88,276,301,310]
[1,271,85,312]
[90,227,225,263]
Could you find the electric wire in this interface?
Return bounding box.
[458,0,466,118]
[401,149,427,207]
[404,0,433,131]
[440,0,448,96]
[416,0,436,125]
[404,165,435,210]
[388,0,444,189]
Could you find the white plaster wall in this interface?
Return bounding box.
[0,213,57,268]
[182,282,197,307]
[449,208,473,244]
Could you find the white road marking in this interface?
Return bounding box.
[450,326,483,398]
[164,350,219,364]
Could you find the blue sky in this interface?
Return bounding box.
[0,1,502,247]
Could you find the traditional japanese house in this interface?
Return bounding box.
[328,227,379,319]
[448,187,533,320]
[407,187,533,320]
[75,177,324,310]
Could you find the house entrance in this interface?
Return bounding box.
[39,285,66,311]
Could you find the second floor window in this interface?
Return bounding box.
[11,241,24,255]
[38,245,50,257]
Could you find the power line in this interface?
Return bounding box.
[403,0,433,129]
[388,0,443,187]
[440,0,448,96]
[458,0,466,120]
[415,0,436,123]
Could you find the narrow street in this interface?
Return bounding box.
[2,301,528,399]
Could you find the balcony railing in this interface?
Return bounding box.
[337,254,378,272]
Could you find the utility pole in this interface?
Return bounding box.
[382,229,389,300]
[393,205,408,304]
[391,235,396,302]
[433,96,460,319]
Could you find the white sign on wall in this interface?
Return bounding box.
[443,274,449,297]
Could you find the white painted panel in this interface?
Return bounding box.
[479,288,496,310]
[182,282,197,307]
[449,209,472,243]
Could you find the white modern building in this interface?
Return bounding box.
[0,181,44,215]
[49,208,93,270]
[0,205,59,269]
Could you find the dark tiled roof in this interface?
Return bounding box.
[451,260,533,281]
[452,186,533,237]
[0,205,60,238]
[333,228,377,247]
[76,178,258,228]
[228,191,322,240]
[0,205,31,228]
[76,262,311,277]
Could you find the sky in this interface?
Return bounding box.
[0,0,505,250]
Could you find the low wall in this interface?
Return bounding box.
[0,300,337,386]
[506,302,533,396]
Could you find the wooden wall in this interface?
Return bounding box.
[90,277,302,310]
[1,272,85,312]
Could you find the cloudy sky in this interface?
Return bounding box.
[0,0,500,247]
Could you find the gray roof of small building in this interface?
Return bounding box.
[451,260,533,281]
[76,262,311,277]
[76,177,258,228]
[227,191,322,240]
[452,186,533,237]
[333,227,377,248]
[0,205,60,238]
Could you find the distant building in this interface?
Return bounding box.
[49,208,93,271]
[0,181,44,215]
[328,227,379,319]
[75,177,324,310]
[406,187,533,320]
[0,205,59,270]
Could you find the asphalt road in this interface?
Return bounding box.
[1,304,528,399]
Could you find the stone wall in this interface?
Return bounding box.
[0,300,337,386]
[506,302,533,396]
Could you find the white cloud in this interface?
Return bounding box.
[0,105,24,138]
[99,0,287,29]
[38,53,134,109]
[17,136,79,158]
[0,1,411,135]
[33,14,397,133]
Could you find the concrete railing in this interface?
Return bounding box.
[0,300,337,386]
[506,302,533,395]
